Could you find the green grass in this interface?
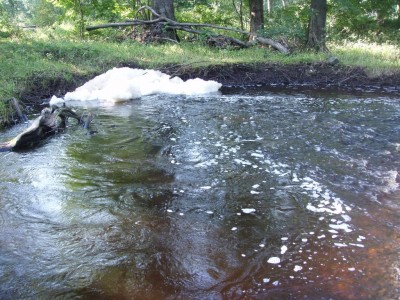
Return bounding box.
[0,38,265,102]
[0,31,399,127]
[329,41,400,76]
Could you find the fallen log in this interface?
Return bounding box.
[0,106,93,151]
[256,37,290,55]
[86,5,289,54]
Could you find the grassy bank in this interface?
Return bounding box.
[0,33,399,126]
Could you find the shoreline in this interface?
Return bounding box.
[168,63,400,94]
[1,62,399,129]
[14,62,400,109]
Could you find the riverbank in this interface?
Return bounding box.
[163,62,400,92]
[1,38,399,127]
[21,61,400,104]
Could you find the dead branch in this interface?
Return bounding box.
[86,5,289,54]
[256,37,290,54]
[86,19,162,31]
[0,106,93,151]
[167,25,248,48]
[135,5,249,35]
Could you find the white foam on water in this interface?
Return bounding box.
[329,223,353,233]
[349,243,365,248]
[234,158,252,166]
[267,257,281,264]
[380,170,399,193]
[200,186,212,190]
[357,235,366,242]
[50,67,222,105]
[242,208,256,214]
[294,265,303,272]
[251,153,264,158]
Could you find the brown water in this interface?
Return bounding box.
[0,88,399,299]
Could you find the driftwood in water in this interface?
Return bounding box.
[86,6,289,54]
[0,106,93,151]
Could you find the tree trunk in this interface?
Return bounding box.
[306,0,328,52]
[249,0,264,40]
[266,0,271,16]
[398,1,400,21]
[150,0,178,41]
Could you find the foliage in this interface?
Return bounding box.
[0,0,398,43]
[328,0,400,43]
[29,0,59,26]
[176,2,237,27]
[260,0,309,49]
[0,0,22,37]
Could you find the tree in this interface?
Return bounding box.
[249,0,263,39]
[151,0,178,41]
[306,0,327,51]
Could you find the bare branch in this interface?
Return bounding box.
[85,5,289,54]
[86,20,162,31]
[256,37,290,54]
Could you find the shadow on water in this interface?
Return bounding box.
[0,88,399,299]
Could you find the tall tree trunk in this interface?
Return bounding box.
[306,0,328,52]
[249,0,264,40]
[150,0,178,41]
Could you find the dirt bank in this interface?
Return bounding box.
[20,62,400,107]
[170,62,400,93]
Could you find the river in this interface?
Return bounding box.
[0,87,399,299]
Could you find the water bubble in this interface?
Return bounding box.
[267,257,281,264]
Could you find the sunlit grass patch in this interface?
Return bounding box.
[329,41,400,75]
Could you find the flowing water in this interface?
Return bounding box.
[0,88,399,299]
